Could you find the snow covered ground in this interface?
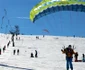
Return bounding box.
[0,33,85,70]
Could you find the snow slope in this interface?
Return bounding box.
[0,33,85,70]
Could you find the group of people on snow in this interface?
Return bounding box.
[30,50,38,58]
[13,49,20,55]
[0,40,11,55]
[61,45,85,70]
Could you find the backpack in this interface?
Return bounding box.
[65,48,74,57]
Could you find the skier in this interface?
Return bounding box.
[61,45,76,70]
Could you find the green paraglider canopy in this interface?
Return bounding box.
[29,0,85,22]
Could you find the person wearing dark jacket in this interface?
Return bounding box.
[30,53,34,58]
[0,48,1,55]
[82,54,85,62]
[13,49,16,55]
[35,50,38,58]
[74,52,78,62]
[17,49,19,55]
[61,45,76,70]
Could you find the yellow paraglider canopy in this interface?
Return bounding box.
[30,0,85,22]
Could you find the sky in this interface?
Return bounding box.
[0,0,85,37]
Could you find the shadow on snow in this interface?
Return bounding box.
[0,64,34,70]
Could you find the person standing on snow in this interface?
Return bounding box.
[35,50,38,58]
[13,49,16,55]
[61,45,76,70]
[17,49,19,55]
[30,52,34,58]
[82,54,85,62]
[74,52,78,62]
[0,48,1,55]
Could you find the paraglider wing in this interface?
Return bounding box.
[30,0,85,22]
[43,29,49,33]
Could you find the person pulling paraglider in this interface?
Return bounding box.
[61,45,76,70]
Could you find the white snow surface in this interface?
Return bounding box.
[0,33,85,70]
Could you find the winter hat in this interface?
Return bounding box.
[68,45,71,48]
